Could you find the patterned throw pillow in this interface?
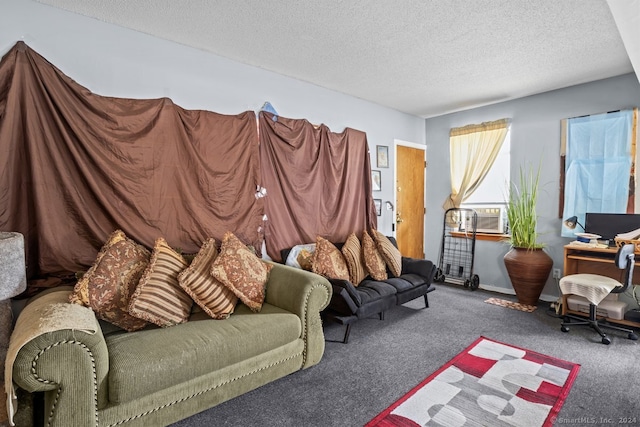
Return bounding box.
[341,233,368,285]
[178,238,238,319]
[70,229,127,307]
[210,232,272,312]
[362,230,387,281]
[373,230,402,277]
[128,237,192,327]
[70,229,151,332]
[312,236,349,280]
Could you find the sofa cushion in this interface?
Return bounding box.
[106,303,302,404]
[353,280,397,306]
[128,237,192,327]
[362,231,387,281]
[373,230,402,277]
[211,232,272,312]
[352,280,397,318]
[341,233,368,285]
[312,236,349,280]
[70,229,150,332]
[178,237,238,319]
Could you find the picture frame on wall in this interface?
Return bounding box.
[374,199,382,216]
[376,145,389,168]
[372,170,381,192]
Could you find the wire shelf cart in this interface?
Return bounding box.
[434,208,480,290]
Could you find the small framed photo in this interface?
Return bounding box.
[372,170,381,192]
[374,199,382,216]
[376,145,389,168]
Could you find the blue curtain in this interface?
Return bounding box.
[562,110,633,237]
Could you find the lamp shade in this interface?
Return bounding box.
[563,216,585,231]
[0,232,27,299]
[563,216,578,229]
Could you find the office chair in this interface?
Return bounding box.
[560,243,639,345]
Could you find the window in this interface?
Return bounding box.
[444,118,510,211]
[560,109,638,237]
[444,119,510,239]
[461,129,510,205]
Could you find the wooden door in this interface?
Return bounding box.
[396,144,425,258]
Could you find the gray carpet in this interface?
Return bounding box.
[171,282,640,426]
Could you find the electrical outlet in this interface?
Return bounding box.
[552,268,561,279]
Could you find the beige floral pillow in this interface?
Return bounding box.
[372,230,402,277]
[178,238,238,319]
[341,233,367,285]
[70,229,151,332]
[362,230,387,281]
[210,232,272,312]
[312,236,349,280]
[128,237,192,327]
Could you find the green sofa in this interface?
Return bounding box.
[9,263,331,426]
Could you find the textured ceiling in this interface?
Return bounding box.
[36,0,635,118]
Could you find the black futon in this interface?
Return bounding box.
[281,237,436,343]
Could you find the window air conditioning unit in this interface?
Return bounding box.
[462,204,506,234]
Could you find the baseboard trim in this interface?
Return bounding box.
[478,283,558,303]
[444,280,558,303]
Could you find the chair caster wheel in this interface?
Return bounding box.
[601,336,611,345]
[629,332,638,341]
[561,325,569,333]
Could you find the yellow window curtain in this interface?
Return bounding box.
[443,118,510,210]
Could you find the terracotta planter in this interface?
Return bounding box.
[503,247,553,306]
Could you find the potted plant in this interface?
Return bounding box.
[503,164,552,306]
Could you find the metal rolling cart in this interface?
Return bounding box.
[434,207,480,290]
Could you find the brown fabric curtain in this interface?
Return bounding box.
[0,42,263,279]
[259,111,377,261]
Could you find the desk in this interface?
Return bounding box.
[563,244,640,328]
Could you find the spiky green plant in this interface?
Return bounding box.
[506,164,544,249]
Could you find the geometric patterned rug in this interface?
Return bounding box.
[365,336,580,427]
[484,297,537,313]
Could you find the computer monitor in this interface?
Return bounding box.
[584,213,640,242]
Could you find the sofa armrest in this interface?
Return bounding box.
[327,284,359,315]
[9,287,109,426]
[402,257,437,284]
[327,278,362,307]
[264,263,332,369]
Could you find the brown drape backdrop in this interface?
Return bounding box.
[259,111,377,261]
[0,42,263,278]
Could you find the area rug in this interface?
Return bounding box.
[484,297,537,313]
[366,336,580,427]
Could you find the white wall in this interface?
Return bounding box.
[425,73,640,299]
[1,0,426,235]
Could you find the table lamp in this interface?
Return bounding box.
[563,215,584,231]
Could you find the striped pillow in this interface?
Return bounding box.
[341,233,367,285]
[373,230,402,277]
[128,237,192,327]
[362,230,387,281]
[178,238,238,319]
